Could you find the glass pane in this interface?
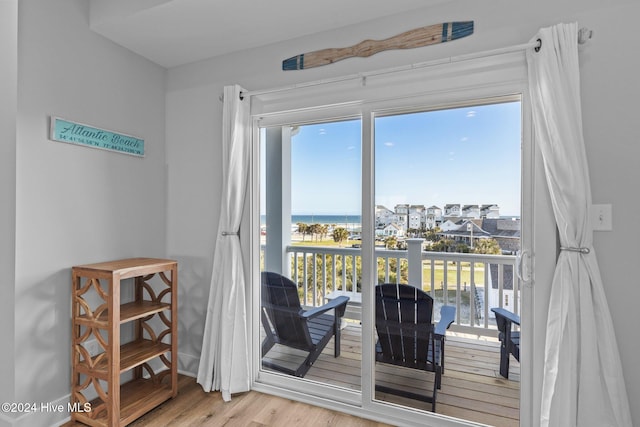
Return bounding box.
[259,120,362,391]
[373,100,522,424]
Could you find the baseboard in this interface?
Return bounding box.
[178,351,199,377]
[0,412,15,427]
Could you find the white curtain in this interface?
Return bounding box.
[527,23,632,427]
[197,84,251,401]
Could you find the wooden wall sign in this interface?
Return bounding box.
[283,21,474,71]
[50,116,144,157]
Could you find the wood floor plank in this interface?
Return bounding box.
[63,377,387,427]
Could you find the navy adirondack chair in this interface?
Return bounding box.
[375,283,455,412]
[261,271,349,377]
[491,307,520,379]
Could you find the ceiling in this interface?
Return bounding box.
[89,0,446,68]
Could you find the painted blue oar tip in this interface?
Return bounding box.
[283,55,304,71]
[451,21,474,39]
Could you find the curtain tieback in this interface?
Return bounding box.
[221,231,239,236]
[560,246,590,254]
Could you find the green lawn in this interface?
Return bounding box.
[423,261,485,290]
[292,238,373,247]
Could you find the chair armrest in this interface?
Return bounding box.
[302,295,349,319]
[491,307,521,326]
[434,305,456,337]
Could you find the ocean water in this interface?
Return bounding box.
[291,214,361,226]
[261,214,362,228]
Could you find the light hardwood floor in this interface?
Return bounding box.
[63,374,390,427]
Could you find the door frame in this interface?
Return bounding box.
[248,52,555,427]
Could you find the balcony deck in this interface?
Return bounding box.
[263,323,520,427]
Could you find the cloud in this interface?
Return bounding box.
[384,142,394,147]
[466,110,476,118]
[460,136,469,142]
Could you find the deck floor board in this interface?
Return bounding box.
[263,324,520,426]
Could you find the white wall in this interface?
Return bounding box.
[577,4,640,424]
[0,1,17,427]
[13,1,166,425]
[166,0,640,425]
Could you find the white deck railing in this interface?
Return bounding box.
[284,242,520,337]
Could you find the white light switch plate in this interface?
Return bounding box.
[591,204,612,231]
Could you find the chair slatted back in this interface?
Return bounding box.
[375,284,435,370]
[262,272,313,350]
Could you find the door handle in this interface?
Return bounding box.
[516,250,532,286]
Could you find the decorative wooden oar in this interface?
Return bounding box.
[283,21,474,71]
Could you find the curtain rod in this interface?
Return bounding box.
[239,27,592,100]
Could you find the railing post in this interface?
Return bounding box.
[407,238,424,288]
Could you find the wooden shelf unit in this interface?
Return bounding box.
[71,258,178,427]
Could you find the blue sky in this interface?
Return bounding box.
[287,100,522,216]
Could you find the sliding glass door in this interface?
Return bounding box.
[251,52,548,425]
